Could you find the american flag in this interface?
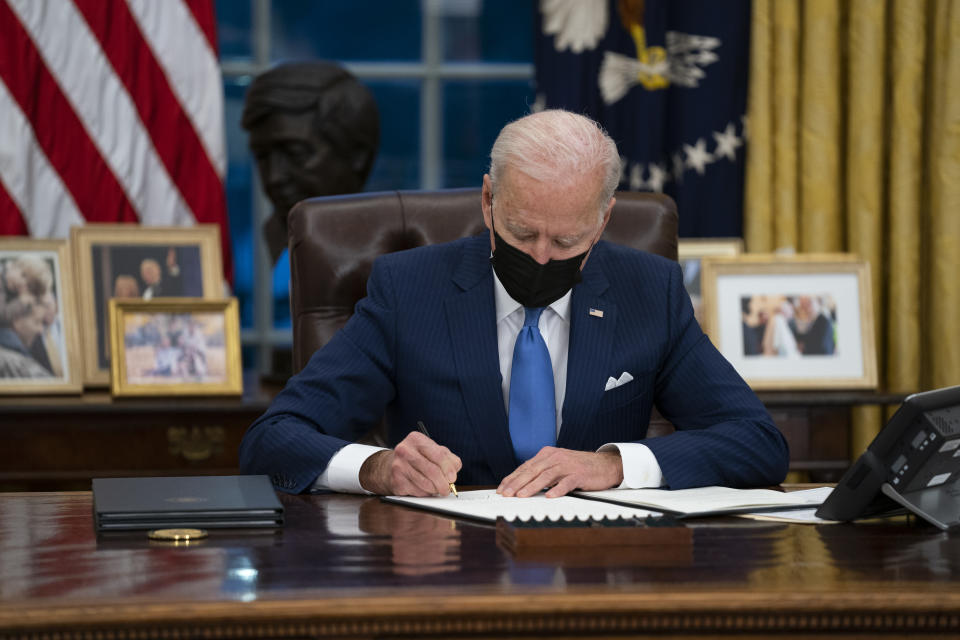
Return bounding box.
[535,0,750,239]
[0,0,233,281]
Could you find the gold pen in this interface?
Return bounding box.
[416,421,458,497]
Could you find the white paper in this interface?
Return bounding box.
[736,507,840,524]
[385,489,657,523]
[575,486,833,516]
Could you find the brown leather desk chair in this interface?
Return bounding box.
[287,187,679,438]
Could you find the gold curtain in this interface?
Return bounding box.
[744,0,960,455]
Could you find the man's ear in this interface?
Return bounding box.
[580,197,615,270]
[481,175,498,254]
[481,174,494,230]
[596,197,614,240]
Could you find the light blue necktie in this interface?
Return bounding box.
[508,307,557,462]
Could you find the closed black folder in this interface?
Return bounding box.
[92,475,284,532]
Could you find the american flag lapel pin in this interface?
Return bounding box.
[589,308,604,318]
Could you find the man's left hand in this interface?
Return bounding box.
[496,447,624,498]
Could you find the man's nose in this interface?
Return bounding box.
[528,239,553,265]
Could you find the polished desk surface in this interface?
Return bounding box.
[1,491,959,639]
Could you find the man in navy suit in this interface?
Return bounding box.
[240,110,789,497]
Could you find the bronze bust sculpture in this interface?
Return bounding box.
[242,62,380,262]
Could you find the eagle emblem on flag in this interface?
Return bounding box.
[540,0,721,104]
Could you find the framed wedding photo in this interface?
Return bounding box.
[109,298,241,397]
[701,254,877,390]
[678,238,743,327]
[0,239,82,394]
[71,224,223,386]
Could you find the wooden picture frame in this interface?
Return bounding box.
[109,298,242,397]
[678,238,744,327]
[0,239,83,394]
[71,225,223,386]
[701,254,877,390]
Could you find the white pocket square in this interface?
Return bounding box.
[604,371,634,391]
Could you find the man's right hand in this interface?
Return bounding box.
[358,431,461,496]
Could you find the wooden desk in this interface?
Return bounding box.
[1,491,958,638]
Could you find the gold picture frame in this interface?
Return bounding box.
[109,298,242,397]
[678,238,744,327]
[71,224,223,386]
[701,254,877,390]
[0,239,83,394]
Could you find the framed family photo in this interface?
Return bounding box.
[701,254,877,390]
[71,225,223,386]
[678,238,743,327]
[0,239,82,394]
[109,298,242,397]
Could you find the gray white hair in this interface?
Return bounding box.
[0,294,37,327]
[488,109,621,219]
[12,255,53,297]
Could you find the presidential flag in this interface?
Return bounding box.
[0,0,233,281]
[536,0,750,238]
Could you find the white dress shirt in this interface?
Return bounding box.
[313,270,664,493]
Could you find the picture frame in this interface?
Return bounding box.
[71,224,223,386]
[109,298,242,397]
[678,238,744,327]
[0,239,83,394]
[700,254,877,390]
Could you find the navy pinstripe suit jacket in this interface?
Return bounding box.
[239,236,789,493]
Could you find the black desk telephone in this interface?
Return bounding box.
[817,385,960,530]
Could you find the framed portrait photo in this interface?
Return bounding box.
[109,298,242,397]
[71,224,223,386]
[678,238,744,327]
[701,254,877,390]
[0,239,83,394]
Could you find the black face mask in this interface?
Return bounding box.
[490,229,588,308]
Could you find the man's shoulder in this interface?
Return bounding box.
[369,235,488,296]
[376,235,486,269]
[594,240,679,276]
[586,241,682,308]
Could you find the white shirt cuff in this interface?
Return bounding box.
[598,442,665,488]
[311,443,388,494]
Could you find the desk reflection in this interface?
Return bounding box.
[358,498,461,576]
[245,494,499,589]
[4,493,960,638]
[4,491,959,610]
[816,518,960,579]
